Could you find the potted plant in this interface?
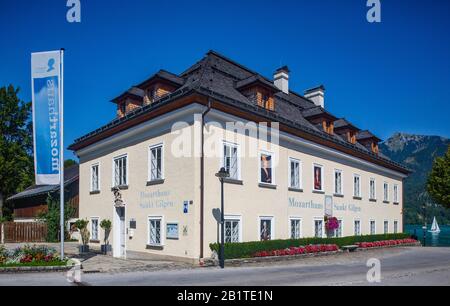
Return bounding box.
[100,219,112,255]
[75,219,90,254]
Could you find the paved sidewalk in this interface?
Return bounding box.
[2,242,194,274]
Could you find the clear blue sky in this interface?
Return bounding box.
[1,0,449,160]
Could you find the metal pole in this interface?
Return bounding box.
[220,178,225,269]
[59,48,65,260]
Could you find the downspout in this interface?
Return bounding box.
[200,98,212,259]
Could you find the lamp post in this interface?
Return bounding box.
[422,203,427,247]
[215,167,229,269]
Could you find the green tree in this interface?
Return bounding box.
[64,159,78,169]
[427,145,450,209]
[38,193,75,242]
[0,85,33,219]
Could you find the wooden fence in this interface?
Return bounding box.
[2,222,47,243]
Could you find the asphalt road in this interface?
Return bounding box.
[1,247,450,286]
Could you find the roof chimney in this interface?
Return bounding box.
[273,66,290,94]
[304,85,325,108]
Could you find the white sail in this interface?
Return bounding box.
[429,217,441,233]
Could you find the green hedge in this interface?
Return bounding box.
[210,233,411,259]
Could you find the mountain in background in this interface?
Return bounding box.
[380,133,450,225]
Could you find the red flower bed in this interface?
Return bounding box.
[253,244,338,258]
[356,238,418,249]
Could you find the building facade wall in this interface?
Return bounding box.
[76,105,405,261]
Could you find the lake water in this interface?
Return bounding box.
[406,224,450,247]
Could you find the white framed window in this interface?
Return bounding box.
[393,184,399,203]
[384,220,389,234]
[394,220,399,234]
[314,218,324,238]
[369,178,376,200]
[113,154,128,187]
[333,219,343,238]
[90,163,100,192]
[313,164,324,192]
[353,174,361,197]
[91,217,99,241]
[259,216,274,241]
[148,216,164,246]
[259,152,275,185]
[289,217,302,239]
[383,182,389,202]
[224,215,241,243]
[149,144,164,181]
[370,220,376,235]
[288,158,302,189]
[354,219,361,236]
[334,169,343,195]
[223,142,240,180]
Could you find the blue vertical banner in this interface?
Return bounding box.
[31,51,62,185]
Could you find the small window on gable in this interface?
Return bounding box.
[322,120,334,135]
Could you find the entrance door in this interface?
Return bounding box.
[114,207,126,258]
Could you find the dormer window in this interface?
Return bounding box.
[356,130,381,154]
[323,120,334,135]
[302,107,338,136]
[258,92,274,111]
[236,74,279,112]
[334,118,360,144]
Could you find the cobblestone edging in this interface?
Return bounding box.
[0,263,75,274]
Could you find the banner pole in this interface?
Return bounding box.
[60,48,65,260]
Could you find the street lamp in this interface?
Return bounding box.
[215,167,229,269]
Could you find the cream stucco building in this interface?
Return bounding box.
[69,51,409,263]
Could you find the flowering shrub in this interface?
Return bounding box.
[0,244,62,267]
[253,244,338,258]
[325,217,339,232]
[356,239,418,249]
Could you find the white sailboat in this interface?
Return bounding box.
[429,217,441,233]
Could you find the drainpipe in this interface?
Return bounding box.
[200,98,212,259]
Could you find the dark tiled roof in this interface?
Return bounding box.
[69,50,409,173]
[7,165,79,202]
[357,130,381,142]
[334,118,360,131]
[236,75,280,92]
[137,69,185,88]
[302,106,338,120]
